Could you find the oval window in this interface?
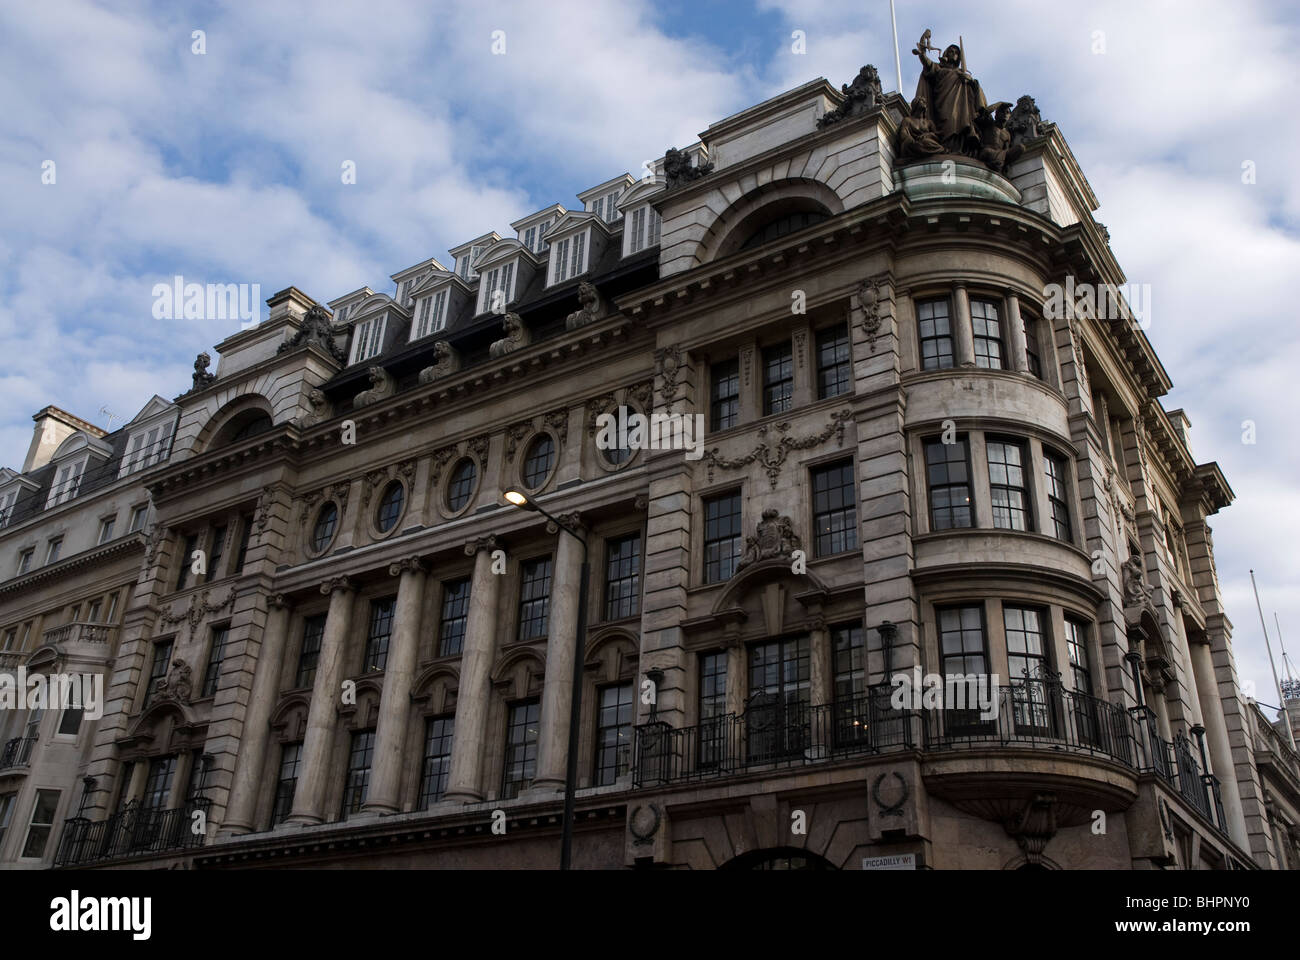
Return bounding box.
[447,458,477,512]
[601,406,634,466]
[375,481,405,533]
[311,501,338,553]
[522,435,555,490]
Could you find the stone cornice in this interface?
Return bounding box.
[0,533,146,596]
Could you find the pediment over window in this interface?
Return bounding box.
[545,209,603,240]
[125,395,177,426]
[50,431,113,462]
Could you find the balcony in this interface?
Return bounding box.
[42,621,116,647]
[634,682,1229,838]
[53,798,211,867]
[0,736,36,771]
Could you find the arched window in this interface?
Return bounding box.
[738,210,830,251]
[228,413,272,443]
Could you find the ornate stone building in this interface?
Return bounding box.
[5,38,1296,870]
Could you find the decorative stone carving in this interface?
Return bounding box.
[354,366,395,409]
[1123,555,1153,607]
[144,523,167,568]
[975,101,1023,174]
[1004,793,1058,865]
[633,493,649,512]
[191,352,216,391]
[655,345,683,405]
[857,275,892,350]
[662,146,714,190]
[279,304,346,362]
[872,771,908,817]
[703,409,853,489]
[628,379,653,412]
[254,485,275,533]
[629,803,662,845]
[298,481,350,525]
[360,468,388,508]
[544,408,569,445]
[565,281,605,330]
[586,393,617,436]
[794,331,806,370]
[418,340,461,384]
[818,64,884,128]
[429,446,458,485]
[505,422,532,462]
[466,433,490,463]
[736,508,802,570]
[1008,95,1046,148]
[897,96,945,161]
[1068,316,1090,394]
[159,588,237,641]
[153,658,193,704]
[296,388,333,428]
[489,312,529,359]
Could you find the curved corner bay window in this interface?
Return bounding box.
[917,299,954,370]
[311,502,338,553]
[375,481,404,533]
[986,439,1031,531]
[446,458,477,512]
[522,434,555,490]
[970,299,1004,369]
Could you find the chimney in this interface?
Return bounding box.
[24,406,106,473]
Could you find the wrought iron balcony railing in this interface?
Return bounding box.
[0,736,36,770]
[53,798,210,867]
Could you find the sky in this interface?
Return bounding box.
[1,0,1298,712]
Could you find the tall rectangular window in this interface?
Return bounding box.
[1043,450,1073,541]
[45,538,63,564]
[501,701,540,799]
[1065,618,1092,695]
[129,504,148,533]
[295,614,325,688]
[925,437,973,530]
[811,460,858,556]
[594,683,634,786]
[552,237,570,284]
[970,299,1004,369]
[480,261,515,313]
[703,492,742,584]
[341,730,375,818]
[200,624,230,698]
[747,637,810,760]
[517,557,553,641]
[937,606,988,733]
[603,534,641,621]
[270,743,301,826]
[816,324,852,399]
[18,550,33,575]
[418,716,455,809]
[233,513,254,573]
[0,792,15,852]
[141,755,176,812]
[438,579,471,657]
[570,231,587,277]
[917,298,954,370]
[176,534,198,590]
[1004,605,1051,732]
[351,316,386,363]
[207,525,227,582]
[143,639,174,708]
[832,623,868,746]
[628,206,659,253]
[987,439,1032,531]
[97,516,116,544]
[762,342,794,415]
[20,789,60,859]
[363,598,396,672]
[699,652,728,768]
[710,359,740,432]
[1022,314,1042,378]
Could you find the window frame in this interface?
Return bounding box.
[924,435,974,531]
[810,459,858,557]
[815,323,852,399]
[517,556,554,642]
[1042,448,1073,542]
[710,358,740,432]
[702,490,743,584]
[969,297,1005,370]
[603,533,642,622]
[986,436,1033,532]
[916,297,955,371]
[761,341,794,416]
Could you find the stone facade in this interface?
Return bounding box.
[3,68,1296,871]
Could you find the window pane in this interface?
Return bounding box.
[917,299,954,370]
[711,359,740,432]
[594,684,634,785]
[603,534,641,621]
[522,435,555,490]
[816,325,851,399]
[296,614,325,688]
[925,438,973,529]
[970,299,1004,369]
[502,701,540,799]
[439,579,471,657]
[703,493,742,583]
[418,716,455,808]
[812,460,857,556]
[987,440,1031,531]
[517,557,553,641]
[364,598,395,672]
[762,342,794,415]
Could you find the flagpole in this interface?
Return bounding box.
[1252,569,1298,750]
[889,0,903,93]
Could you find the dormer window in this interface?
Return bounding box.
[591,190,623,224]
[0,489,16,528]
[551,231,588,285]
[121,421,175,477]
[351,314,387,364]
[457,245,487,281]
[522,220,553,254]
[627,205,661,254]
[478,262,516,315]
[46,458,87,508]
[413,290,448,340]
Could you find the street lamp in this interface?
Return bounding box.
[504,489,589,870]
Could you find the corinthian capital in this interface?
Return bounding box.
[546,511,584,537]
[388,556,428,577]
[465,534,502,557]
[320,575,355,596]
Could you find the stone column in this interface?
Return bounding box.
[809,617,832,709]
[288,576,353,824]
[123,759,148,806]
[222,595,291,835]
[725,640,745,717]
[363,557,428,816]
[1006,293,1029,374]
[445,537,504,802]
[952,283,976,367]
[534,513,585,792]
[1190,639,1249,848]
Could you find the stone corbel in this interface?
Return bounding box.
[354,366,395,409]
[418,341,461,384]
[489,313,529,358]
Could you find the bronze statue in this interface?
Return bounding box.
[975,101,1023,173]
[898,96,945,160]
[912,31,986,156]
